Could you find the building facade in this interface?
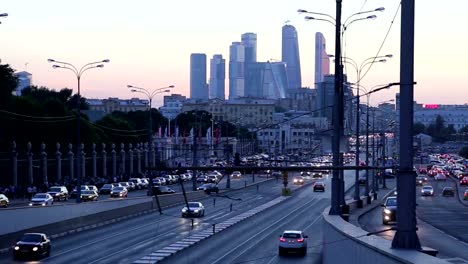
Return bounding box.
[282,24,302,90]
[14,71,32,96]
[209,54,225,100]
[159,94,187,120]
[190,53,208,100]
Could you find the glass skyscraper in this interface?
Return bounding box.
[315,32,330,87]
[229,41,245,100]
[190,53,208,100]
[282,24,302,90]
[209,54,225,100]
[241,32,257,97]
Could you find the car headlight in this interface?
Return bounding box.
[41,203,46,206]
[32,247,38,252]
[55,193,60,196]
[194,209,199,212]
[14,246,19,250]
[384,209,392,214]
[29,203,33,206]
[182,208,187,212]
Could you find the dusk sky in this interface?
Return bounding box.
[1,0,467,107]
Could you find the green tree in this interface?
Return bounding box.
[460,146,468,159]
[0,63,18,108]
[413,122,426,135]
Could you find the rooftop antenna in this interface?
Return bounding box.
[284,20,290,25]
[25,62,28,72]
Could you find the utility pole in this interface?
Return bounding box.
[392,0,421,250]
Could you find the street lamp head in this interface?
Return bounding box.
[168,85,175,88]
[52,65,61,68]
[96,64,104,68]
[375,7,385,12]
[127,85,133,88]
[297,9,307,13]
[102,59,110,63]
[378,59,387,63]
[367,15,377,20]
[162,89,170,93]
[47,59,56,63]
[131,89,138,92]
[0,13,8,17]
[304,16,316,21]
[385,54,393,58]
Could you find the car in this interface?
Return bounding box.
[442,187,455,197]
[87,185,99,193]
[119,182,132,191]
[196,175,209,183]
[301,171,311,177]
[231,171,242,179]
[110,187,128,198]
[312,172,323,179]
[29,193,54,206]
[70,185,90,198]
[278,230,308,256]
[271,171,282,179]
[460,177,468,186]
[0,194,10,208]
[421,185,434,196]
[382,196,397,225]
[127,181,137,191]
[80,190,99,201]
[47,186,69,201]
[162,175,176,184]
[293,176,305,185]
[152,177,165,186]
[416,176,428,186]
[99,184,114,194]
[13,233,51,260]
[313,182,325,192]
[128,178,143,189]
[464,190,468,200]
[206,175,218,183]
[151,186,176,195]
[434,173,447,181]
[111,183,122,188]
[197,183,219,194]
[181,202,205,217]
[140,178,149,188]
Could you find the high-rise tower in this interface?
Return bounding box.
[241,33,257,97]
[190,53,208,100]
[209,54,225,100]
[229,42,245,100]
[315,32,330,87]
[282,24,302,90]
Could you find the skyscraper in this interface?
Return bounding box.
[315,32,330,87]
[241,33,257,97]
[209,54,225,100]
[190,53,208,100]
[282,24,302,90]
[229,42,245,100]
[246,61,287,99]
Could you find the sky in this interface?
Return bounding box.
[1,0,467,107]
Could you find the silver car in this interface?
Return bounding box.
[29,193,54,206]
[279,230,308,256]
[421,185,434,196]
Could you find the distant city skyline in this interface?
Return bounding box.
[282,24,302,90]
[1,0,467,106]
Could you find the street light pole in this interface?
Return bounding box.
[127,84,174,196]
[48,58,109,203]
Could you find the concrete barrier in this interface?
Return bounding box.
[322,207,450,264]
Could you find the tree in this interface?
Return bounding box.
[413,122,426,135]
[0,63,18,108]
[460,146,468,159]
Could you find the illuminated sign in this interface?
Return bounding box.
[422,104,440,109]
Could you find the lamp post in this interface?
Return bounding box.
[48,58,110,203]
[127,84,174,195]
[299,4,384,215]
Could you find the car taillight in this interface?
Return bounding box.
[280,238,286,242]
[297,238,304,243]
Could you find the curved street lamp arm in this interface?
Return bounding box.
[343,15,377,31]
[150,87,173,98]
[360,55,392,70]
[298,9,335,21]
[78,64,104,78]
[343,7,384,26]
[52,65,79,78]
[304,16,336,26]
[49,59,79,75]
[78,59,110,75]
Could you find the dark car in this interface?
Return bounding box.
[13,233,51,260]
[416,176,428,186]
[358,176,367,185]
[313,182,325,192]
[99,184,114,194]
[442,187,455,197]
[382,196,397,225]
[80,190,99,201]
[181,202,205,217]
[197,183,219,194]
[151,186,176,195]
[70,185,89,198]
[197,175,209,183]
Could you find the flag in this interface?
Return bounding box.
[175,126,179,144]
[215,127,221,144]
[189,128,194,145]
[206,127,212,145]
[164,126,168,138]
[158,127,162,138]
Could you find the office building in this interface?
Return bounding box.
[282,24,302,90]
[229,42,245,100]
[190,53,208,100]
[315,32,330,87]
[209,54,225,100]
[242,32,257,97]
[14,71,32,96]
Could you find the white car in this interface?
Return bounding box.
[29,193,54,206]
[434,173,447,181]
[279,230,308,256]
[421,185,434,196]
[231,171,242,179]
[181,202,205,217]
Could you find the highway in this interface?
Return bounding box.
[359,176,468,263]
[1,172,330,263]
